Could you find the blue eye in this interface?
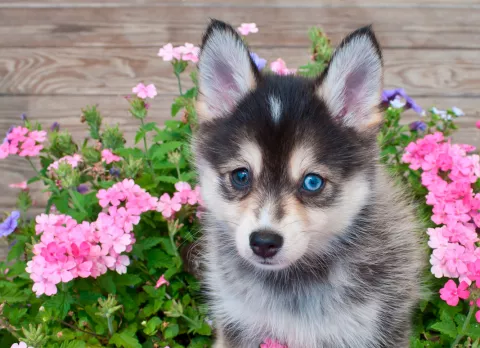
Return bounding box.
[231,168,250,189]
[302,174,325,192]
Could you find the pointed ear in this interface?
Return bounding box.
[196,19,260,122]
[317,26,383,130]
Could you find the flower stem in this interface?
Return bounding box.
[26,157,41,177]
[451,303,476,348]
[175,71,183,95]
[26,157,60,194]
[107,316,114,336]
[140,118,153,171]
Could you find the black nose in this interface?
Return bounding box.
[249,230,283,258]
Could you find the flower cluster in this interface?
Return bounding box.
[132,83,157,100]
[101,149,121,164]
[402,132,480,317]
[157,181,203,219]
[0,126,46,159]
[47,154,82,171]
[158,43,200,63]
[270,58,296,76]
[26,179,158,296]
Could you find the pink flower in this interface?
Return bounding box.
[270,58,296,76]
[132,83,157,99]
[174,181,192,204]
[0,142,9,159]
[260,338,287,348]
[48,154,82,171]
[440,279,470,306]
[157,193,182,218]
[237,23,259,36]
[18,138,43,157]
[7,126,28,143]
[476,120,480,129]
[179,43,200,63]
[28,130,47,143]
[9,181,27,190]
[11,342,33,348]
[101,149,121,164]
[155,274,170,288]
[158,43,182,61]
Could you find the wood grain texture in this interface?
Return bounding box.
[5,0,480,7]
[0,95,478,215]
[0,6,479,49]
[1,47,480,97]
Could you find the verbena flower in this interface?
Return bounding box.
[409,121,427,132]
[9,181,27,190]
[132,83,157,99]
[158,43,182,61]
[26,179,158,296]
[439,280,469,306]
[101,149,121,164]
[382,88,423,114]
[237,23,258,36]
[155,274,170,288]
[250,52,267,71]
[0,211,20,237]
[270,58,296,76]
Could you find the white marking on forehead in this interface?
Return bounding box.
[269,95,282,123]
[239,140,263,176]
[259,205,272,227]
[289,146,316,181]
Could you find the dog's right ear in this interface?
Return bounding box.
[197,19,260,122]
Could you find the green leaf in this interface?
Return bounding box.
[141,237,163,250]
[97,273,116,294]
[114,274,143,287]
[6,307,28,325]
[43,291,74,320]
[109,330,142,348]
[156,175,180,184]
[145,249,172,270]
[0,287,29,304]
[7,235,28,262]
[59,340,87,348]
[150,141,183,161]
[195,321,212,336]
[430,319,457,339]
[465,322,480,338]
[472,338,480,348]
[143,316,162,335]
[27,176,40,184]
[164,323,179,339]
[171,99,184,117]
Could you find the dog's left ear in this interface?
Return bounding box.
[196,19,260,122]
[317,26,383,130]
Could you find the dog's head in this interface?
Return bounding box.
[193,20,383,271]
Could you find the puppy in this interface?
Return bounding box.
[192,19,423,348]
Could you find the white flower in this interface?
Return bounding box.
[452,106,465,117]
[389,96,406,109]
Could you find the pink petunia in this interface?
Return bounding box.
[101,149,122,164]
[237,23,259,36]
[9,181,27,190]
[157,193,182,218]
[155,274,170,288]
[439,279,470,306]
[132,83,157,99]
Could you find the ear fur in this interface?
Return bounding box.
[196,19,260,122]
[317,25,383,130]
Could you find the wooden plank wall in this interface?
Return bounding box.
[0,0,479,219]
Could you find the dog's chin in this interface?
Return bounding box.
[246,257,291,271]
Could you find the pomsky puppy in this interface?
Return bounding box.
[192,19,423,348]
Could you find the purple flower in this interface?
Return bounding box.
[76,184,89,194]
[109,167,120,177]
[0,211,20,237]
[50,122,60,132]
[21,113,27,121]
[250,52,267,71]
[381,88,423,115]
[409,121,427,132]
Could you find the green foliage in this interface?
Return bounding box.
[0,25,474,348]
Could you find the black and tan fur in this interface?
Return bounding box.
[192,19,423,348]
